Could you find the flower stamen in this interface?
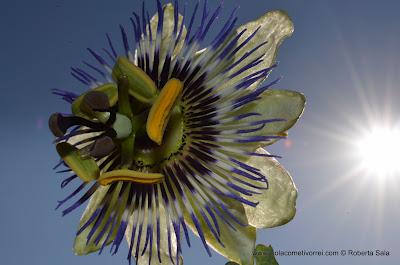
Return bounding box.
[97,169,164,186]
[146,78,183,145]
[56,142,100,182]
[90,136,115,158]
[112,57,158,104]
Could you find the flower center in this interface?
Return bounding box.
[113,57,185,169]
[51,56,186,186]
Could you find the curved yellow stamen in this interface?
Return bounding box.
[146,78,183,145]
[97,169,164,186]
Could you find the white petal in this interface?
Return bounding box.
[125,203,183,265]
[73,185,111,255]
[148,4,187,66]
[229,10,294,90]
[243,148,297,228]
[138,252,183,265]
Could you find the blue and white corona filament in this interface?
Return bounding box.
[49,1,305,265]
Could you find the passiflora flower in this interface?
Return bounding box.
[49,1,305,265]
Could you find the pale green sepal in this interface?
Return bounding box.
[149,4,187,62]
[254,245,279,265]
[73,182,127,255]
[71,83,117,119]
[243,148,297,228]
[73,185,110,255]
[226,262,240,265]
[125,203,183,265]
[229,10,294,90]
[183,196,256,265]
[234,89,305,147]
[137,252,183,265]
[56,142,100,182]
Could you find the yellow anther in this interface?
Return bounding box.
[146,78,183,145]
[97,169,164,186]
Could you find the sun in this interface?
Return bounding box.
[356,126,400,177]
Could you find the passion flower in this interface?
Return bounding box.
[49,1,305,265]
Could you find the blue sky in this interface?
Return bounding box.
[1,0,399,264]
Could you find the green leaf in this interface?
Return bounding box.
[56,142,99,182]
[226,262,240,265]
[242,148,297,228]
[254,245,279,265]
[71,83,117,119]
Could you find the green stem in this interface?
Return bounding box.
[118,76,135,168]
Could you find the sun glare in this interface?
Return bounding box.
[357,127,400,176]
